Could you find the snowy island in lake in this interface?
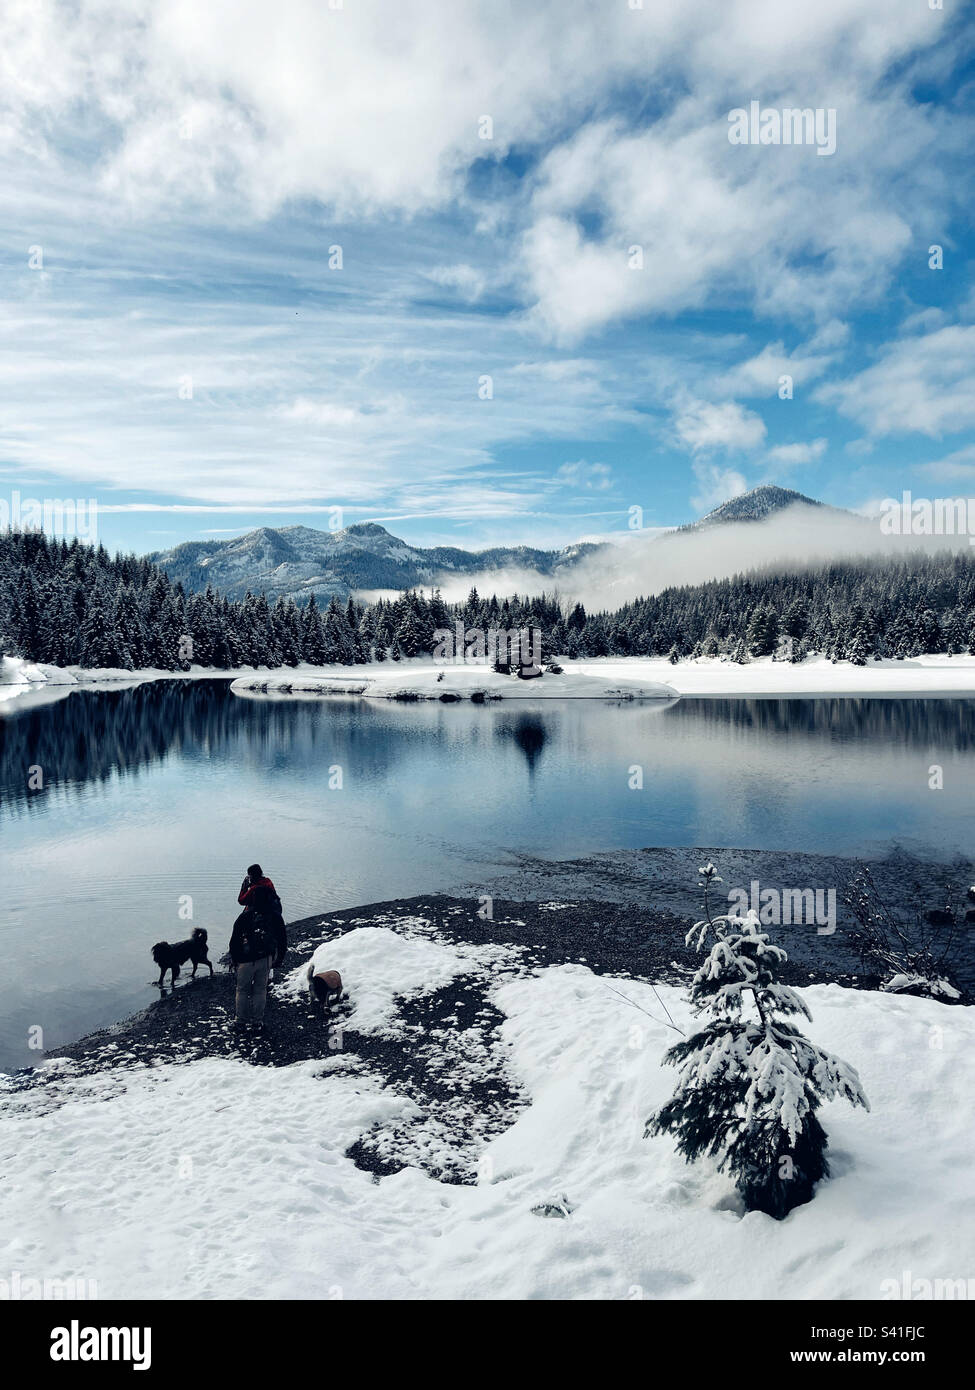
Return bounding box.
[229,662,679,702]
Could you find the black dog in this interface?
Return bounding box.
[151,928,214,986]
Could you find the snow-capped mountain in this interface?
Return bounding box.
[148,488,849,603]
[678,485,837,531]
[148,522,604,603]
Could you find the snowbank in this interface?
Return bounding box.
[478,969,975,1299]
[281,925,492,1033]
[0,655,155,710]
[0,655,79,705]
[573,654,975,697]
[3,931,972,1300]
[0,656,78,687]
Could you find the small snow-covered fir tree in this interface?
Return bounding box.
[647,864,869,1219]
[846,633,867,666]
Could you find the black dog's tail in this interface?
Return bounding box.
[192,928,208,943]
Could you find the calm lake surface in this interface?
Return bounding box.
[2,680,974,1071]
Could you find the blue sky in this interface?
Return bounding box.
[1,0,974,556]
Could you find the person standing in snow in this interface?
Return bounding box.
[229,864,287,1032]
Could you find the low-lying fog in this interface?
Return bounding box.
[398,503,974,610]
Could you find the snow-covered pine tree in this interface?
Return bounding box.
[782,597,808,643]
[302,593,327,664]
[746,605,779,656]
[394,606,424,657]
[356,605,375,662]
[428,587,450,634]
[269,596,299,665]
[321,597,354,663]
[846,631,868,666]
[647,863,869,1219]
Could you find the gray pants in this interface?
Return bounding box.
[235,957,271,1023]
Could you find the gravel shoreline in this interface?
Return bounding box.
[39,842,975,1070]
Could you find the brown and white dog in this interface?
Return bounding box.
[306,964,343,1009]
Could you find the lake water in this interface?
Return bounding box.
[2,680,974,1071]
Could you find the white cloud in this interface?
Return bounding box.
[673,398,767,455]
[919,444,975,481]
[716,340,838,398]
[275,400,366,429]
[690,463,749,513]
[555,461,613,491]
[0,281,641,509]
[521,91,930,342]
[765,438,828,467]
[817,325,975,437]
[669,395,768,512]
[805,320,851,352]
[0,1,671,219]
[0,2,956,315]
[0,0,967,528]
[424,264,487,302]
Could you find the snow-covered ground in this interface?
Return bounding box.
[0,656,161,710]
[2,927,972,1300]
[4,652,975,713]
[575,654,975,698]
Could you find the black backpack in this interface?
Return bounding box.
[249,882,284,925]
[237,913,275,963]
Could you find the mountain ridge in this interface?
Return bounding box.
[147,486,844,604]
[147,522,604,605]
